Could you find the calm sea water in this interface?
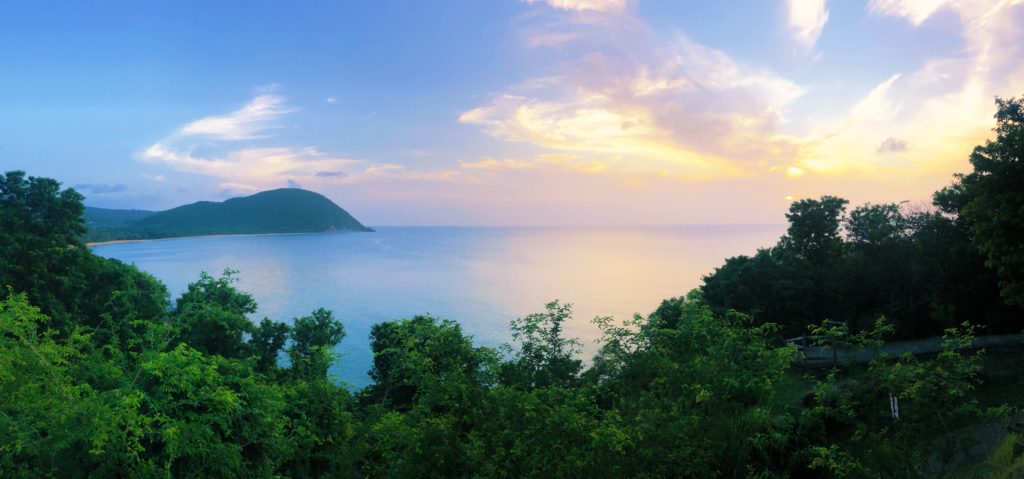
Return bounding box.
[92,226,784,387]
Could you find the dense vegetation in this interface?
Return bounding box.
[700,98,1024,341]
[85,188,371,242]
[1,97,1022,477]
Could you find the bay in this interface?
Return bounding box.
[91,225,784,387]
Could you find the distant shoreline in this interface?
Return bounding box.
[86,230,366,247]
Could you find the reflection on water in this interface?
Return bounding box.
[92,226,784,387]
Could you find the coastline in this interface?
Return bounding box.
[86,230,371,247]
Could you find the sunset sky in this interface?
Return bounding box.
[2,0,1022,225]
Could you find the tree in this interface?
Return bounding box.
[288,308,345,380]
[93,344,290,477]
[170,270,256,359]
[0,292,96,477]
[846,202,908,247]
[500,301,583,390]
[362,315,498,411]
[0,170,91,331]
[935,96,1024,306]
[781,196,849,263]
[250,318,289,376]
[805,322,1006,478]
[591,290,799,476]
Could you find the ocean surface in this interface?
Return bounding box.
[92,225,785,387]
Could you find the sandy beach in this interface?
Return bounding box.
[86,231,331,247]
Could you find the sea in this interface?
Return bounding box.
[91,225,784,388]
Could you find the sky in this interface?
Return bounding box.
[1,0,1022,226]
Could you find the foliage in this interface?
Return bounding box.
[171,269,257,359]
[702,197,1017,339]
[500,300,583,390]
[0,292,94,477]
[985,433,1024,479]
[935,96,1024,306]
[289,307,346,380]
[362,315,498,412]
[804,322,1008,478]
[250,317,290,376]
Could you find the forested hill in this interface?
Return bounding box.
[85,188,372,242]
[84,206,155,228]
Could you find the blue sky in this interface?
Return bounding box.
[1,0,1022,225]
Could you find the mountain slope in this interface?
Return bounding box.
[87,188,371,242]
[84,206,155,229]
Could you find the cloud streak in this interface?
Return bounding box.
[179,94,293,140]
[524,0,627,12]
[74,183,127,194]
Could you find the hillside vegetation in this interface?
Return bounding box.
[86,188,371,242]
[0,97,1022,478]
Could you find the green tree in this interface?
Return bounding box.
[500,301,583,390]
[362,315,498,411]
[781,195,849,262]
[846,202,908,246]
[357,315,499,477]
[288,308,345,380]
[90,344,290,477]
[250,318,289,376]
[805,322,1006,478]
[0,171,91,331]
[0,293,96,477]
[592,290,798,476]
[279,379,357,477]
[935,96,1024,306]
[170,270,256,359]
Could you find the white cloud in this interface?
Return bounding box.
[179,94,292,140]
[460,157,535,170]
[458,154,611,174]
[787,0,830,50]
[141,93,460,193]
[524,0,627,12]
[867,0,949,25]
[460,33,805,179]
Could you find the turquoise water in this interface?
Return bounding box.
[91,226,784,387]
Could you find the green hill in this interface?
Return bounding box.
[84,206,155,229]
[86,188,371,242]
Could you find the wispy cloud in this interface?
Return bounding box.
[460,157,535,171]
[526,31,580,48]
[179,94,292,140]
[867,0,950,25]
[524,0,627,12]
[74,183,127,194]
[787,0,830,51]
[141,93,459,194]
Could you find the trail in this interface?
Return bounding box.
[794,333,1024,368]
